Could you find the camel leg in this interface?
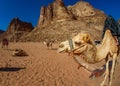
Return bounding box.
[109,53,117,86]
[101,59,110,86]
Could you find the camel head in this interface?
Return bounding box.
[58,32,92,53]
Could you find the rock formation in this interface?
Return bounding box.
[67,1,105,24]
[1,17,34,41]
[37,0,106,28]
[6,17,33,34]
[0,0,106,42]
[21,0,106,42]
[37,0,73,27]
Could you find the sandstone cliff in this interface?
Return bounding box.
[1,17,33,41]
[21,0,106,42]
[6,17,33,34]
[37,0,73,27]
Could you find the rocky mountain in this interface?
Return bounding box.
[37,0,73,27]
[6,17,33,34]
[20,0,106,42]
[0,30,5,34]
[1,17,34,41]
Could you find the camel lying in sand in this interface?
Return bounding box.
[12,48,28,56]
[58,30,119,86]
[1,38,9,49]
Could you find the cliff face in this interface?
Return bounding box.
[67,1,106,23]
[6,17,33,34]
[21,0,106,42]
[37,0,73,27]
[37,1,106,28]
[68,1,96,18]
[0,17,34,41]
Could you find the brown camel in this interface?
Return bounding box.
[58,29,119,86]
[1,38,9,49]
[43,39,54,49]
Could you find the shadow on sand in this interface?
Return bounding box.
[89,61,113,78]
[0,67,25,72]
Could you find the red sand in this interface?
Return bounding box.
[0,42,119,86]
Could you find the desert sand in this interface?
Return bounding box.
[0,42,120,86]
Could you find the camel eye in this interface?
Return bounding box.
[59,44,64,48]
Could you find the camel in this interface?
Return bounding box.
[58,29,119,86]
[58,31,92,53]
[1,38,9,49]
[43,39,54,49]
[12,48,28,56]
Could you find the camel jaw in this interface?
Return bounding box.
[58,41,74,53]
[57,45,71,53]
[57,48,66,53]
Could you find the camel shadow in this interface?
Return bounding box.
[0,67,25,72]
[89,61,113,78]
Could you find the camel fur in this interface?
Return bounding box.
[58,29,119,86]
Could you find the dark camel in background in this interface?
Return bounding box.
[1,38,9,49]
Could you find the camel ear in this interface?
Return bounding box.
[83,34,90,43]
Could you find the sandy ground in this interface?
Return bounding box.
[0,42,120,86]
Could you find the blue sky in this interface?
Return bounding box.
[0,0,120,31]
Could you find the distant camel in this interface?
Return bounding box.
[58,30,119,86]
[43,39,54,49]
[1,38,9,49]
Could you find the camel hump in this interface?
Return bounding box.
[105,29,113,36]
[106,29,111,33]
[102,15,120,45]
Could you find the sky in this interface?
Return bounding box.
[0,0,120,31]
